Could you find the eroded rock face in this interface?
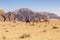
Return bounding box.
[5,12,16,21]
[0,12,16,22]
[14,8,50,22]
[0,8,60,22]
[0,9,5,21]
[0,14,4,21]
[0,9,4,15]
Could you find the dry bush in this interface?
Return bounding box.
[5,30,9,32]
[25,20,30,24]
[52,26,58,29]
[19,33,30,39]
[3,36,6,40]
[42,29,46,32]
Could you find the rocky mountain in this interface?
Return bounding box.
[14,8,60,21]
[0,8,60,22]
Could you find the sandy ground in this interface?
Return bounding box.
[0,19,60,40]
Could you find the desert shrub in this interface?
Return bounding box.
[26,19,30,24]
[3,36,6,40]
[42,29,46,32]
[19,33,30,39]
[5,30,9,32]
[52,26,58,29]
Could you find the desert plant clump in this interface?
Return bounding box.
[42,29,46,32]
[5,30,9,32]
[3,36,6,40]
[26,19,30,24]
[52,26,58,29]
[19,33,30,39]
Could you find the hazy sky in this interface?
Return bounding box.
[0,0,60,16]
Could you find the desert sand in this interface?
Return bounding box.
[0,19,60,40]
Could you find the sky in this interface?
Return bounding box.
[0,0,60,16]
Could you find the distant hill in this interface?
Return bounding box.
[13,8,60,21]
[0,8,60,21]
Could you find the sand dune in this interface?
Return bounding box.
[0,19,60,40]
